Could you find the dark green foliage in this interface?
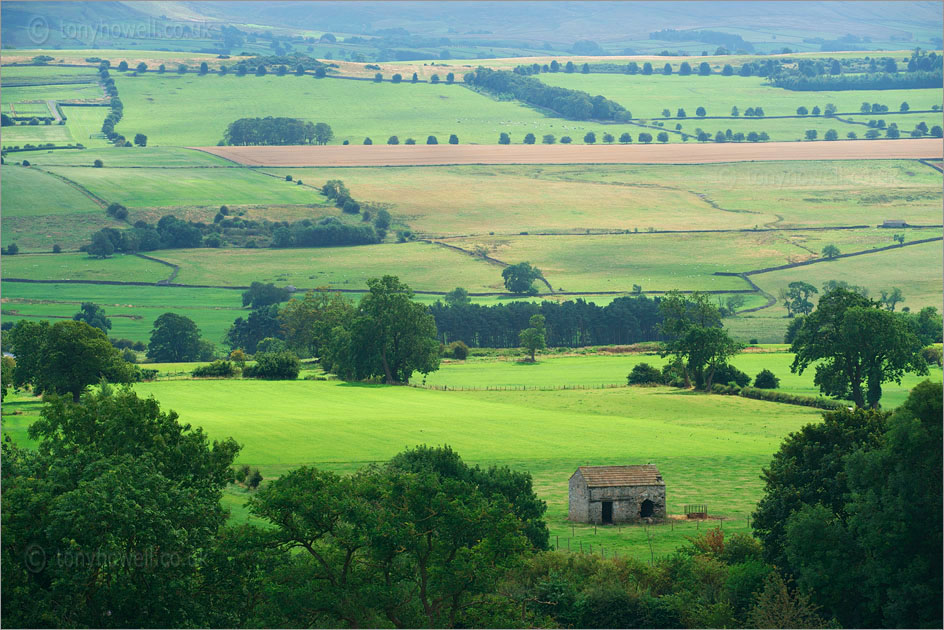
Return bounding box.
[0,388,240,628]
[226,304,282,354]
[791,288,928,407]
[771,69,942,90]
[469,67,630,121]
[6,320,135,401]
[223,117,331,145]
[712,363,750,387]
[72,302,111,332]
[659,291,741,389]
[446,340,469,359]
[242,281,291,309]
[324,276,440,383]
[192,360,238,378]
[502,261,542,295]
[753,369,780,389]
[627,362,662,385]
[243,351,300,379]
[498,132,511,144]
[146,313,204,362]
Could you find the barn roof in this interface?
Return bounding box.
[574,465,664,487]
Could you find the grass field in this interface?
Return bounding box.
[0,165,103,217]
[1,252,171,283]
[111,73,606,146]
[59,105,114,148]
[1,124,75,145]
[537,73,943,120]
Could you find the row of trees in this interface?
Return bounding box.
[771,69,943,91]
[469,67,631,121]
[222,117,333,145]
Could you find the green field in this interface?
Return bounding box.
[59,105,114,147]
[2,252,171,282]
[111,73,607,146]
[537,73,943,120]
[1,123,75,145]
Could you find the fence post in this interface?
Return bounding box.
[556,535,559,550]
[579,541,583,553]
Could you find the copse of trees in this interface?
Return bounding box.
[147,313,214,362]
[222,117,333,145]
[771,70,942,91]
[242,281,292,309]
[429,294,665,348]
[469,67,631,121]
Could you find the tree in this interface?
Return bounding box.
[118,60,129,71]
[87,230,115,258]
[247,445,543,628]
[5,243,19,255]
[784,281,818,317]
[72,302,111,332]
[6,320,134,402]
[696,106,706,117]
[627,362,662,385]
[426,135,438,144]
[446,72,455,84]
[618,132,631,143]
[501,262,542,295]
[560,135,572,143]
[677,108,686,118]
[391,73,402,83]
[805,129,818,140]
[824,103,837,117]
[790,288,929,408]
[448,133,458,144]
[824,129,838,140]
[498,132,511,144]
[931,125,943,137]
[93,158,104,167]
[387,135,399,145]
[658,291,742,389]
[443,287,470,306]
[278,288,354,357]
[523,132,535,144]
[812,105,821,115]
[242,281,291,309]
[821,243,839,259]
[679,61,692,75]
[325,276,439,384]
[722,64,733,76]
[698,61,711,76]
[642,62,653,75]
[136,62,147,73]
[899,101,909,112]
[411,72,418,83]
[638,132,652,143]
[226,305,282,354]
[583,131,596,144]
[146,312,204,362]
[542,134,556,144]
[879,287,905,311]
[663,62,672,75]
[657,131,669,143]
[243,350,301,379]
[581,63,589,74]
[519,314,546,361]
[178,64,188,74]
[797,106,808,115]
[565,61,575,73]
[1,387,240,627]
[363,137,372,145]
[753,369,780,389]
[374,72,382,82]
[602,132,614,143]
[661,108,671,118]
[885,126,900,139]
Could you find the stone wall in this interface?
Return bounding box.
[568,470,590,521]
[569,482,666,524]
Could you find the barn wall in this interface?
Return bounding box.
[568,471,589,521]
[582,484,666,524]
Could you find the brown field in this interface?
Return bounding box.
[195,138,944,168]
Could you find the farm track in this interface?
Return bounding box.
[193,139,943,167]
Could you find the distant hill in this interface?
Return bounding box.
[2,1,941,55]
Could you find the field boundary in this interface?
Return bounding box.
[738,236,943,276]
[30,166,109,208]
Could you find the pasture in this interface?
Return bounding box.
[111,72,604,146]
[537,72,943,120]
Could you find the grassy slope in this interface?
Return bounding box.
[111,73,605,146]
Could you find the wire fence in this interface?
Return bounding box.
[409,382,627,392]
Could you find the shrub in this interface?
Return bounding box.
[93,159,103,168]
[712,364,750,388]
[121,348,137,363]
[738,386,844,410]
[243,351,300,379]
[192,360,238,378]
[447,340,469,360]
[246,467,263,490]
[135,368,158,382]
[627,362,662,385]
[920,345,943,367]
[661,360,687,387]
[52,244,62,253]
[753,369,780,389]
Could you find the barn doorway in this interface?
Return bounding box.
[602,501,613,524]
[640,499,654,518]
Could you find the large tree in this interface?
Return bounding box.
[325,276,440,384]
[790,288,928,408]
[72,302,112,332]
[519,314,547,362]
[7,320,134,402]
[147,312,204,362]
[278,288,354,357]
[241,281,291,309]
[658,291,742,389]
[1,388,241,627]
[501,262,542,295]
[247,445,542,627]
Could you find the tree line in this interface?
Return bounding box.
[770,69,943,91]
[222,117,334,146]
[469,67,631,121]
[428,294,665,347]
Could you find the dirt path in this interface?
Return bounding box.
[193,139,943,167]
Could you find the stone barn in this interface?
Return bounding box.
[568,465,666,524]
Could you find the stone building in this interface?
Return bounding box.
[568,465,666,524]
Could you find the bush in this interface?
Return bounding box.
[738,386,845,410]
[712,364,750,388]
[920,345,943,367]
[121,348,137,364]
[192,360,238,378]
[93,159,103,168]
[753,369,780,389]
[447,340,469,360]
[661,360,687,387]
[52,244,62,253]
[243,351,300,379]
[135,368,159,382]
[627,362,662,385]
